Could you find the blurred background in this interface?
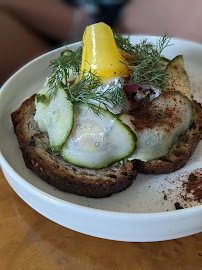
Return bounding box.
[1,0,202,85]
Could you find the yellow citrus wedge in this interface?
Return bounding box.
[80,22,132,81]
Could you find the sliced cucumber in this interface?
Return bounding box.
[61,49,72,57]
[61,103,136,169]
[160,56,170,68]
[120,91,194,162]
[165,55,191,99]
[35,81,51,132]
[35,84,74,151]
[46,88,74,151]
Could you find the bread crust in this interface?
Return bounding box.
[133,101,202,174]
[11,95,137,198]
[11,95,202,196]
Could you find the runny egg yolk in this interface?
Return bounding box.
[80,22,132,81]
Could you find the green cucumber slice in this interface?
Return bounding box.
[165,55,191,99]
[120,91,194,162]
[61,103,136,169]
[35,82,51,132]
[46,88,74,151]
[35,85,74,151]
[160,56,170,67]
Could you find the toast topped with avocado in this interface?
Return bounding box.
[12,23,202,197]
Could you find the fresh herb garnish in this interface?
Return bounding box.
[65,69,128,115]
[110,79,128,111]
[48,46,82,97]
[47,33,171,115]
[114,32,136,54]
[114,33,171,90]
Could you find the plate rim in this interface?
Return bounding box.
[1,150,202,217]
[0,35,202,241]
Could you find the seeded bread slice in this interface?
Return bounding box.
[133,101,202,174]
[11,95,137,198]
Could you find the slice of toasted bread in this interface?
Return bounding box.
[11,95,137,198]
[133,101,202,174]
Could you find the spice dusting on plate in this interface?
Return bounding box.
[183,170,202,202]
[174,202,184,210]
[162,168,202,209]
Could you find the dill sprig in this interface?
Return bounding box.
[126,36,170,89]
[109,80,128,111]
[65,69,128,115]
[46,33,171,116]
[113,32,136,54]
[126,56,168,90]
[114,33,171,89]
[156,35,171,54]
[48,46,82,97]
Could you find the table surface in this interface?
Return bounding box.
[0,168,202,270]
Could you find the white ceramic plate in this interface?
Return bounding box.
[0,36,202,242]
